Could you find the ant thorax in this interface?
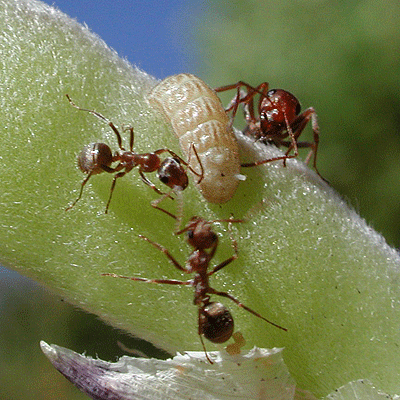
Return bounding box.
[186,250,211,275]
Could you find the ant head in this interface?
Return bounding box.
[77,143,113,175]
[199,302,234,344]
[182,217,218,251]
[157,157,189,190]
[259,89,301,133]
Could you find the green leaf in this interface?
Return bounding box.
[1,1,399,398]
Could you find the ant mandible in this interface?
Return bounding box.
[215,81,325,180]
[65,95,203,214]
[102,216,287,363]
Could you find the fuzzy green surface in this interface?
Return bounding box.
[0,1,399,398]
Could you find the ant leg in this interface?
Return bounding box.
[254,83,270,116]
[150,189,183,227]
[186,143,204,184]
[241,150,298,168]
[228,87,248,128]
[174,216,243,237]
[284,108,326,182]
[104,169,128,214]
[224,88,246,121]
[210,216,244,225]
[65,94,124,150]
[138,169,173,198]
[67,161,122,212]
[309,109,320,166]
[215,82,258,128]
[238,82,270,131]
[151,189,185,233]
[208,217,241,276]
[209,288,287,331]
[121,125,135,152]
[65,170,94,211]
[101,273,191,286]
[198,308,214,364]
[303,108,324,180]
[242,83,270,127]
[207,253,238,277]
[282,113,299,167]
[138,235,187,273]
[172,189,185,232]
[215,81,264,113]
[227,216,240,252]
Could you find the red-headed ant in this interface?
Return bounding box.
[215,82,325,180]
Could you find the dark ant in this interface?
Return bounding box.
[65,95,203,214]
[215,82,325,180]
[102,216,287,363]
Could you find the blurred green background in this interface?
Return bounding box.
[198,0,400,249]
[1,1,399,399]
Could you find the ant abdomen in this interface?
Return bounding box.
[77,142,113,175]
[199,302,234,344]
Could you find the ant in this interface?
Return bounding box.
[65,95,203,214]
[102,216,287,363]
[215,81,325,180]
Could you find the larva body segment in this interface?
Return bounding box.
[148,73,241,204]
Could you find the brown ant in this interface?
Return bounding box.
[102,216,287,363]
[65,95,203,214]
[215,82,325,180]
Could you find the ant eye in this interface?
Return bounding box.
[159,175,170,184]
[172,157,181,165]
[295,102,301,115]
[187,230,194,240]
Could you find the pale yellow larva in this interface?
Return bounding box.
[147,73,241,204]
